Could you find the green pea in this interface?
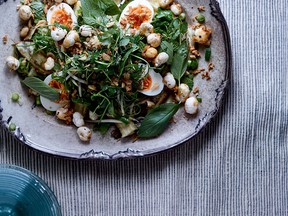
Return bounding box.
[187,59,198,70]
[11,93,20,102]
[196,14,205,23]
[9,123,16,131]
[205,48,211,61]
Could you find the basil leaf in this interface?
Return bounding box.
[138,103,180,138]
[171,42,189,82]
[160,41,174,64]
[21,77,60,101]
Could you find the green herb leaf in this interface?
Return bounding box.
[138,103,180,138]
[171,42,189,82]
[21,77,60,101]
[81,0,120,25]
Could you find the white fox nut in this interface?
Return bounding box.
[139,23,154,37]
[72,112,85,127]
[65,0,77,5]
[163,72,176,89]
[6,56,20,71]
[159,0,173,9]
[147,33,161,48]
[184,96,199,114]
[44,57,55,71]
[170,3,182,16]
[19,5,32,21]
[154,52,169,67]
[77,127,92,142]
[51,28,67,41]
[79,25,93,37]
[175,83,190,103]
[63,30,80,48]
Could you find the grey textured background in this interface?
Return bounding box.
[1,0,288,215]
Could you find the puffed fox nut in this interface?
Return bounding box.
[77,127,92,142]
[154,52,169,67]
[65,0,77,5]
[147,33,161,48]
[159,0,173,9]
[19,5,32,21]
[142,46,158,59]
[176,83,190,103]
[6,56,20,71]
[170,3,182,16]
[51,27,67,41]
[163,72,176,89]
[184,96,199,114]
[72,112,85,127]
[44,57,55,71]
[63,30,80,48]
[139,23,154,37]
[79,25,93,37]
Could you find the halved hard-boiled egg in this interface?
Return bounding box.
[40,74,69,111]
[119,0,154,33]
[47,3,77,30]
[139,68,164,96]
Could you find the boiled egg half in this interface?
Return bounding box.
[40,74,69,111]
[139,68,164,96]
[119,0,154,33]
[47,3,77,31]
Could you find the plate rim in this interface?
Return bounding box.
[0,0,231,160]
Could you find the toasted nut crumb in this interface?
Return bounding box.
[2,35,8,44]
[198,6,206,11]
[201,71,211,80]
[193,86,199,94]
[208,63,215,70]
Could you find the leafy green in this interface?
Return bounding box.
[181,74,194,90]
[30,1,45,23]
[81,0,120,25]
[171,42,189,82]
[138,103,180,138]
[21,77,60,101]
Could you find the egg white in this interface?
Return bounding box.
[40,74,61,111]
[119,0,154,32]
[47,3,77,28]
[139,68,164,96]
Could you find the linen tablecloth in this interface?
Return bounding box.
[1,0,287,215]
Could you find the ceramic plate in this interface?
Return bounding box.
[0,0,231,160]
[0,164,61,215]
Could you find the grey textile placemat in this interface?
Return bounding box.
[0,0,288,215]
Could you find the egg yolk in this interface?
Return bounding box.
[143,75,152,90]
[49,80,69,101]
[122,5,152,29]
[50,8,73,30]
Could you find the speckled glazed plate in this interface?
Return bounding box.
[0,0,231,160]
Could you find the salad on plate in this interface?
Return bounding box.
[5,0,213,142]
